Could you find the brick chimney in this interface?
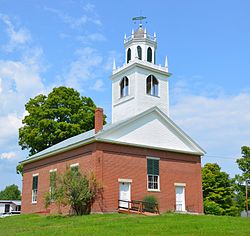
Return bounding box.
[95,108,103,133]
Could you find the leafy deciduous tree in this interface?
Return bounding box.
[236,146,250,214]
[202,163,238,216]
[19,86,105,156]
[0,184,21,200]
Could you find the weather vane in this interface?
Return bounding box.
[132,16,147,27]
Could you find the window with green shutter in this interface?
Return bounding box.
[147,158,160,190]
[147,158,159,175]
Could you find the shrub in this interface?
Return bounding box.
[204,200,224,215]
[44,168,102,215]
[143,195,158,213]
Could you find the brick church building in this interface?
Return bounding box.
[21,23,205,214]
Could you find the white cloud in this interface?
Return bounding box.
[44,6,101,29]
[90,79,105,92]
[0,152,16,160]
[103,50,123,72]
[171,79,250,175]
[82,3,95,12]
[76,33,106,43]
[65,47,102,90]
[0,14,31,52]
[0,78,2,93]
[0,15,46,167]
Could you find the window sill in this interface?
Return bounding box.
[146,94,160,98]
[147,189,161,192]
[31,202,37,204]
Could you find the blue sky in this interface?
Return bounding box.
[0,0,250,191]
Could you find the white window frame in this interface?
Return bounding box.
[70,163,79,168]
[147,157,160,192]
[32,173,39,204]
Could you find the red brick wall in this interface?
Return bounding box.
[21,142,203,214]
[22,144,96,214]
[95,143,203,213]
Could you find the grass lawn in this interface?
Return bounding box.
[0,213,249,236]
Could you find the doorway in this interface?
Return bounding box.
[119,182,131,208]
[175,186,185,211]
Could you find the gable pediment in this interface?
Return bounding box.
[97,108,205,155]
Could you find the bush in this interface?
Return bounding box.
[143,195,158,213]
[44,168,102,215]
[204,200,224,215]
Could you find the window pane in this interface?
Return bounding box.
[120,78,124,97]
[32,176,38,190]
[154,175,158,182]
[147,47,152,62]
[146,77,151,94]
[137,46,142,60]
[148,175,153,182]
[127,48,131,63]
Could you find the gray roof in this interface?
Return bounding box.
[20,107,205,165]
[134,26,144,38]
[0,200,21,205]
[20,121,117,164]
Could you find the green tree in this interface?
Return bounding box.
[0,184,21,200]
[236,146,250,214]
[232,174,247,212]
[19,86,105,156]
[202,163,238,216]
[45,168,102,215]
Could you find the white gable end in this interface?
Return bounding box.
[98,109,204,155]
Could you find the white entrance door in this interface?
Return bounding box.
[119,182,131,208]
[176,186,185,211]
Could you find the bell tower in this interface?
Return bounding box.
[111,20,171,123]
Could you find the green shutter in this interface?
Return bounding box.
[147,159,159,175]
[32,176,38,190]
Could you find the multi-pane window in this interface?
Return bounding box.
[147,47,152,62]
[50,170,57,200]
[32,174,38,203]
[146,75,159,96]
[147,158,160,190]
[127,48,131,63]
[120,77,129,98]
[137,46,142,60]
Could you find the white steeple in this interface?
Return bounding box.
[111,24,171,123]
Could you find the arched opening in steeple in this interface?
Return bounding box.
[146,75,158,96]
[147,47,152,62]
[120,77,129,97]
[137,46,142,60]
[127,48,131,63]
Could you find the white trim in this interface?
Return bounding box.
[118,178,132,183]
[174,183,186,187]
[146,156,160,160]
[97,106,206,155]
[147,174,160,192]
[114,96,135,107]
[20,138,95,165]
[175,185,186,212]
[32,173,39,176]
[70,163,79,168]
[49,168,57,173]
